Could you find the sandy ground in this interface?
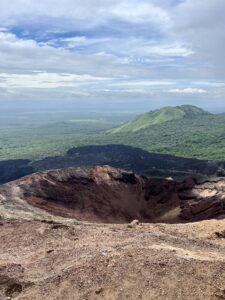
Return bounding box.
[1,218,225,300]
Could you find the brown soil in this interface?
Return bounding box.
[1,166,225,299]
[1,219,225,299]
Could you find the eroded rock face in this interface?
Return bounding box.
[179,177,225,221]
[0,165,225,223]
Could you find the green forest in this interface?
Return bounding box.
[1,105,225,161]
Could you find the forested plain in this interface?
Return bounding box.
[1,106,225,161]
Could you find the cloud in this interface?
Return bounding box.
[0,30,150,78]
[168,88,207,94]
[0,0,171,31]
[173,0,225,76]
[0,0,224,110]
[110,1,171,27]
[0,72,109,89]
[112,80,174,87]
[192,81,225,88]
[135,43,193,57]
[103,88,153,95]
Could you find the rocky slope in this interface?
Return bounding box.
[1,166,225,223]
[1,166,225,299]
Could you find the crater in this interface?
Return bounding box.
[1,166,225,224]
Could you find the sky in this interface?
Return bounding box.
[0,0,225,112]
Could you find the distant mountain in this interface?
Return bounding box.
[110,105,211,133]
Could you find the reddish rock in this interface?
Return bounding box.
[1,165,225,223]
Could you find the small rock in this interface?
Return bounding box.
[95,287,103,294]
[166,177,174,181]
[46,249,54,254]
[215,231,225,239]
[127,219,139,228]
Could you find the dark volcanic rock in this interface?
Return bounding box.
[0,160,34,184]
[1,144,224,185]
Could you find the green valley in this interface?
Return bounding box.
[1,105,225,161]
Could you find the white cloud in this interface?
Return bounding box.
[110,1,171,27]
[173,0,225,76]
[0,0,224,109]
[168,88,207,94]
[0,72,109,89]
[103,88,153,95]
[112,80,174,87]
[0,0,171,30]
[192,81,225,88]
[142,44,193,57]
[0,31,149,78]
[0,27,8,32]
[85,37,193,58]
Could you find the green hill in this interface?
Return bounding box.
[110,105,211,133]
[77,105,225,160]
